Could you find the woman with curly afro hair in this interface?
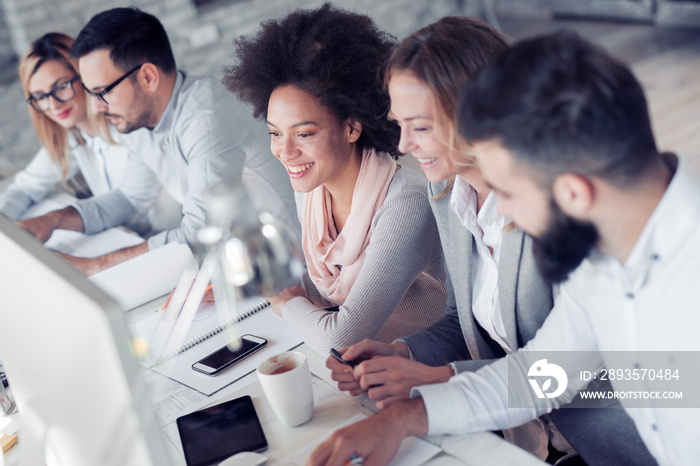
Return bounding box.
[224,3,446,354]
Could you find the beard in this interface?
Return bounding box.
[531,199,599,284]
[107,86,157,134]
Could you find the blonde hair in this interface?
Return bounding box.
[384,17,509,199]
[19,32,115,181]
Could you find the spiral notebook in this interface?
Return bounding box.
[159,299,270,361]
[129,298,302,395]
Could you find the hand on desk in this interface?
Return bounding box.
[267,285,306,316]
[55,252,104,276]
[327,340,454,409]
[57,242,148,276]
[307,397,428,466]
[15,206,85,243]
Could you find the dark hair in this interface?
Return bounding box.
[458,30,658,187]
[71,7,176,74]
[223,3,401,157]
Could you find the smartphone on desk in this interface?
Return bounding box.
[192,334,267,376]
[177,395,267,466]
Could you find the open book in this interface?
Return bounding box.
[129,298,303,396]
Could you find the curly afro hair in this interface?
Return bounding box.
[223,3,401,158]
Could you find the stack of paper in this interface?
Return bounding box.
[89,242,195,311]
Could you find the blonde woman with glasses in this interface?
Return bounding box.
[0,32,128,221]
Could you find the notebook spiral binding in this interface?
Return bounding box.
[161,299,270,361]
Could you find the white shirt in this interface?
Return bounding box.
[451,177,560,461]
[0,129,128,220]
[450,176,509,350]
[413,155,700,466]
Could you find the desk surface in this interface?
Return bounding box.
[2,297,546,466]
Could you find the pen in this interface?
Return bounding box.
[162,283,213,310]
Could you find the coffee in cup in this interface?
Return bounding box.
[257,351,313,427]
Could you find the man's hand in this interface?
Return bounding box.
[15,206,85,243]
[267,285,306,316]
[326,340,409,396]
[15,215,56,243]
[15,206,82,243]
[307,397,428,466]
[56,242,148,276]
[354,358,454,409]
[56,253,108,276]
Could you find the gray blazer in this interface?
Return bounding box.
[401,180,656,466]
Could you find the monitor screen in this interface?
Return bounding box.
[0,216,171,465]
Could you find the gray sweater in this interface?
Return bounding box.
[282,166,446,354]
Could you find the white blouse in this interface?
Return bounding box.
[0,128,128,220]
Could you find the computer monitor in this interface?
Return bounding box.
[0,216,172,465]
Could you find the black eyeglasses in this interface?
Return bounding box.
[26,75,80,113]
[83,64,143,106]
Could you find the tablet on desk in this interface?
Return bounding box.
[177,395,268,466]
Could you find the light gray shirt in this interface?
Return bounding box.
[72,72,300,249]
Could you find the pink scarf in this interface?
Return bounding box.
[303,148,396,301]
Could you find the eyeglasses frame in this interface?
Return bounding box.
[26,75,81,113]
[82,63,144,107]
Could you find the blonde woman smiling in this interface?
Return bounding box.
[0,33,128,221]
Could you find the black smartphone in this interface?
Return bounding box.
[192,334,267,375]
[329,347,358,368]
[177,395,268,466]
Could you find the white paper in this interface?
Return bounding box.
[143,366,257,426]
[21,199,145,257]
[153,307,302,395]
[89,242,195,311]
[280,413,442,466]
[130,299,303,396]
[46,228,144,257]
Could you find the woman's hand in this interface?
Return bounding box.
[354,358,454,409]
[267,285,306,316]
[327,340,409,396]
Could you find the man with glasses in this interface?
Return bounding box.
[16,7,300,275]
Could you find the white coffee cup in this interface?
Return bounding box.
[257,351,313,427]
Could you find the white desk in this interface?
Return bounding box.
[192,343,547,466]
[2,299,547,466]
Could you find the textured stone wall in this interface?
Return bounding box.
[0,0,457,179]
[0,0,465,79]
[0,6,17,84]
